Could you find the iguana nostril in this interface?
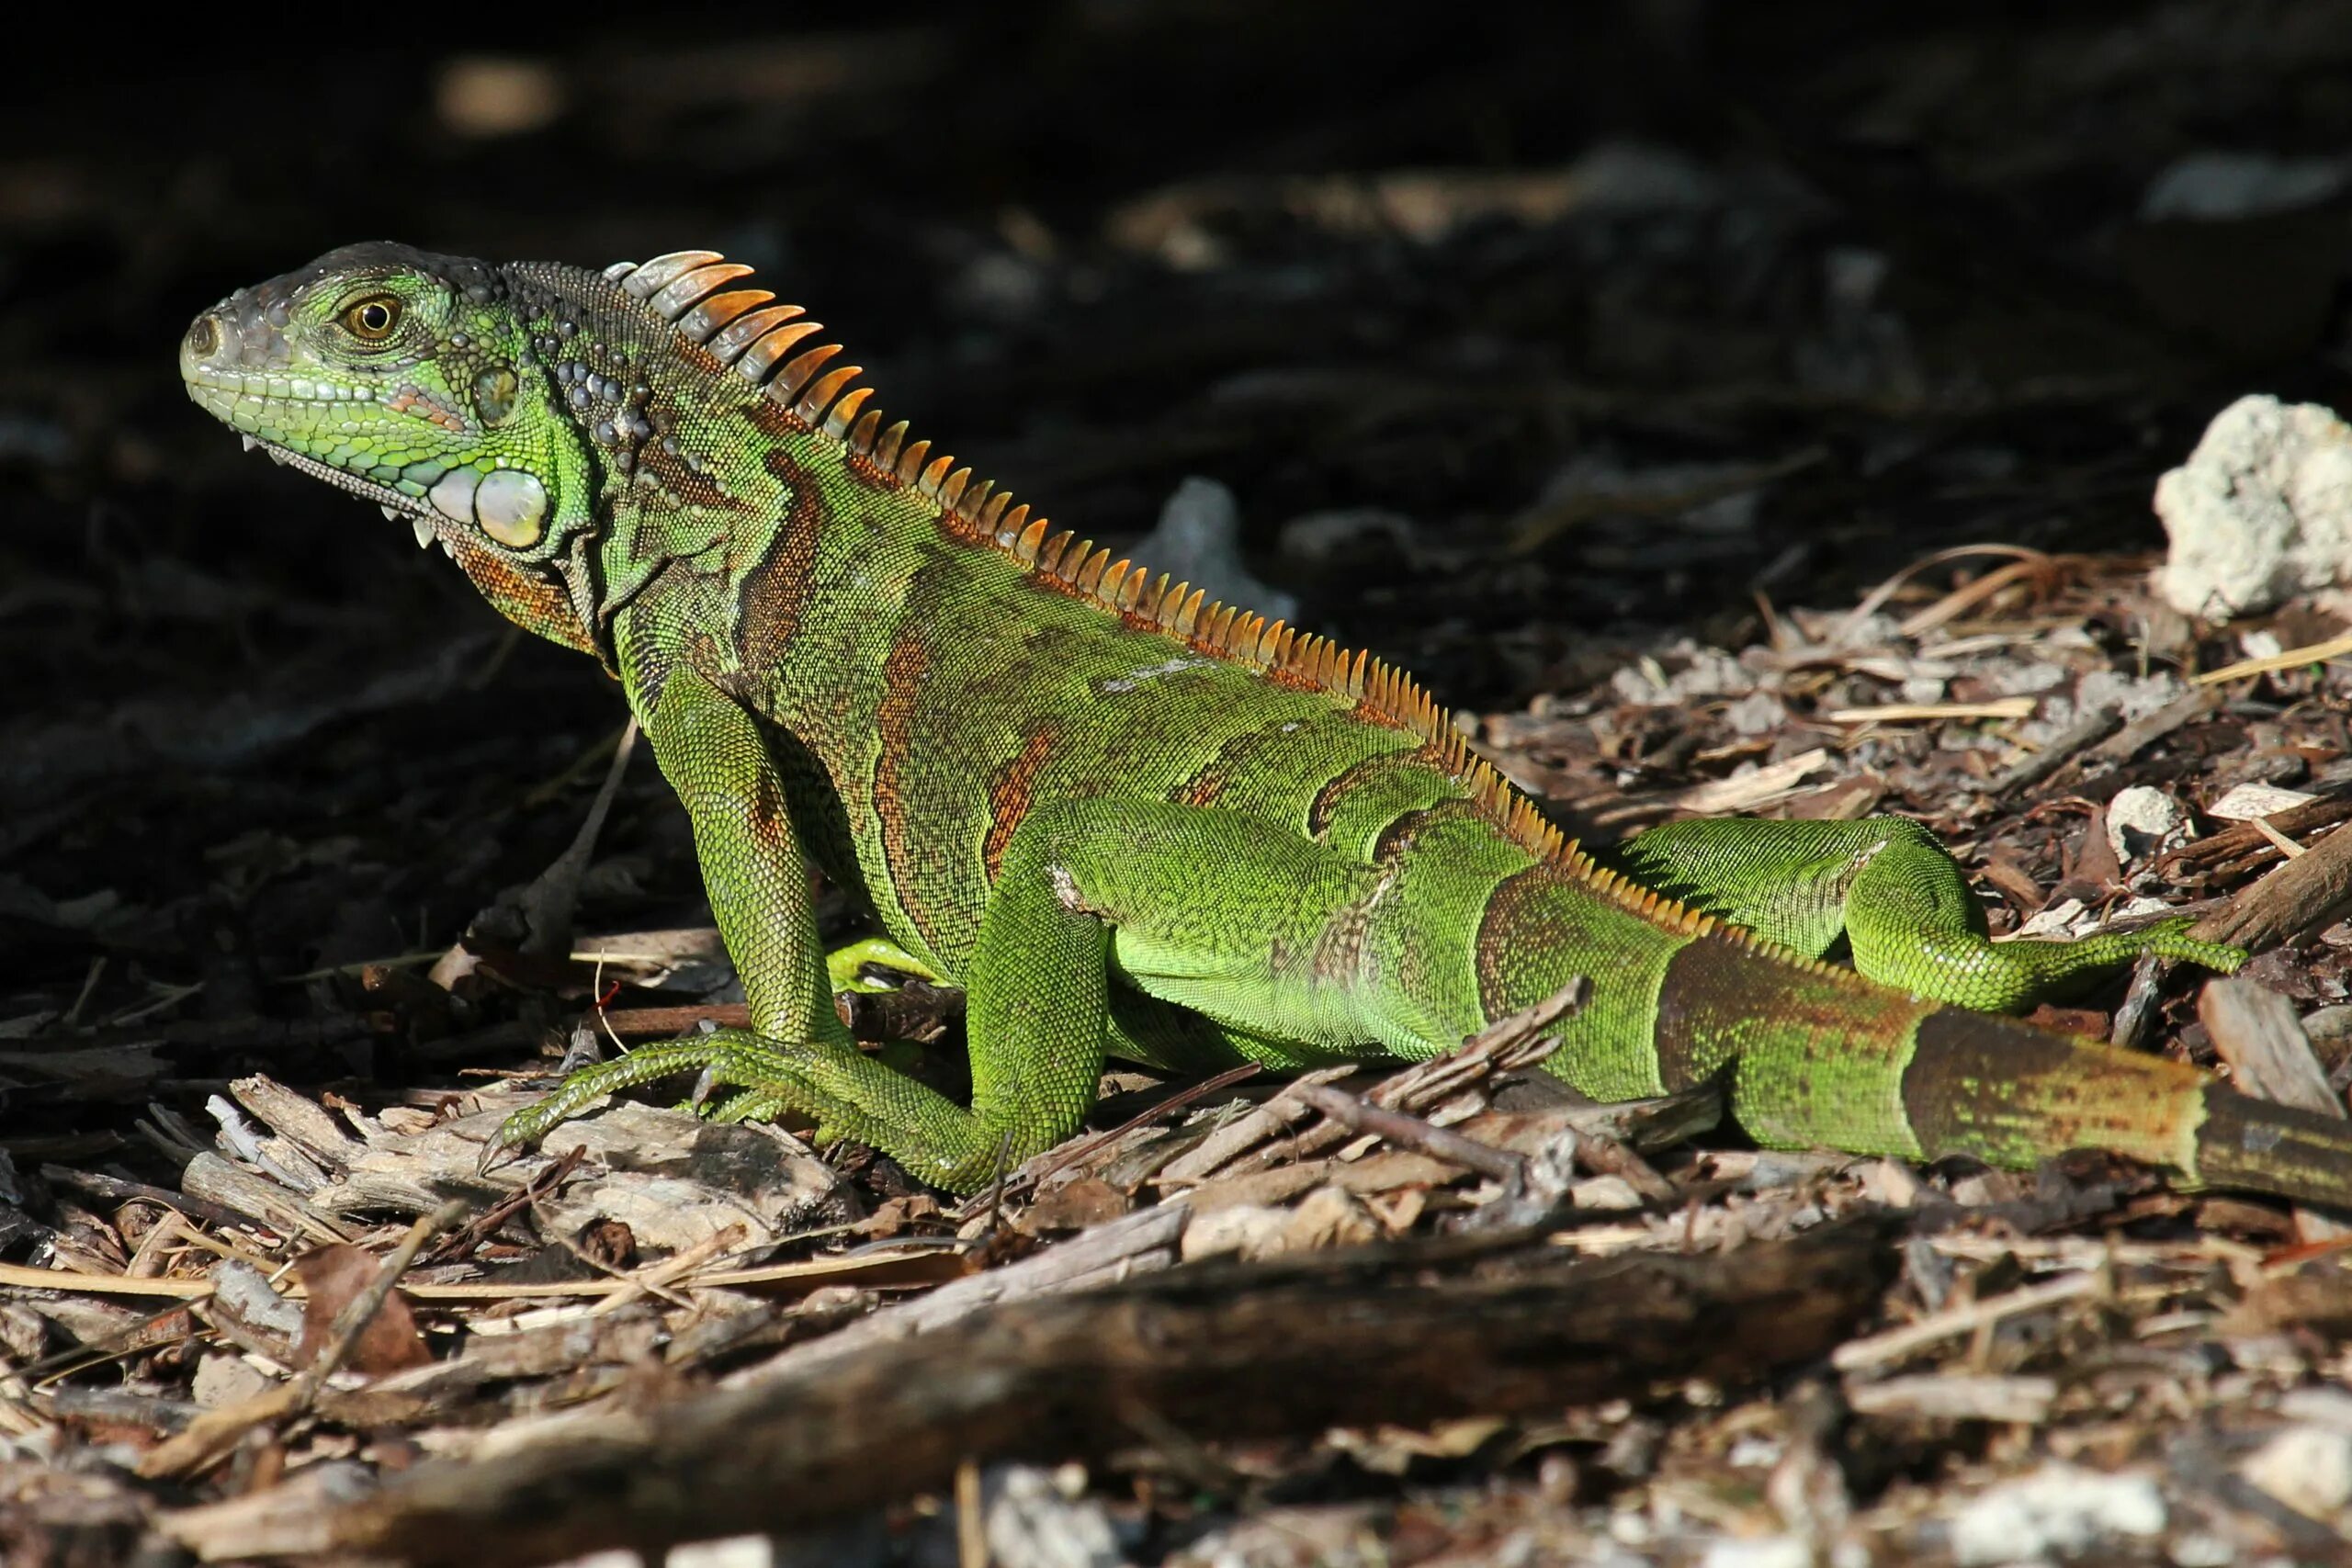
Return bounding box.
[185,314,220,358]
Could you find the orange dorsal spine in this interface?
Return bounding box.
[605,250,1847,972]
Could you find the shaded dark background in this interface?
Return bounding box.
[2,0,2348,1130]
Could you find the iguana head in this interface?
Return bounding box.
[180,243,625,649]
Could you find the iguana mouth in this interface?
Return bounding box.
[181,313,450,552]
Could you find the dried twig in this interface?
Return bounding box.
[1832,1271,2103,1373]
[1287,1082,1523,1183]
[2194,807,2352,954]
[1158,980,1588,1186]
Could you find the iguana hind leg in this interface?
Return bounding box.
[1607,815,2242,1012]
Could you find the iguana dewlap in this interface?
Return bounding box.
[181,243,2345,1202]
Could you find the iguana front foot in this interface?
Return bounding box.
[488,1026,1040,1190]
[488,1032,761,1155]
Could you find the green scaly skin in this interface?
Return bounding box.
[180,244,2344,1204]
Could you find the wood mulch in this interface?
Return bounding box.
[7,3,2352,1562]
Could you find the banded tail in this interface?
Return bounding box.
[1488,871,2352,1207]
[1700,950,2352,1205]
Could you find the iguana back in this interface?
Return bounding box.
[181,244,2352,1202]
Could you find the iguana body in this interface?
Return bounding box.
[181,244,2349,1202]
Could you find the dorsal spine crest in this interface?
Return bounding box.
[601,248,1802,942]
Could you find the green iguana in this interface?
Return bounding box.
[179,243,2350,1202]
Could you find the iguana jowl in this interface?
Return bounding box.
[181,243,2347,1201]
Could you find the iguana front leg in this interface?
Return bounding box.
[502,773,1401,1189]
[492,666,974,1159]
[1605,815,2244,1012]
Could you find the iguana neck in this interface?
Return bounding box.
[472,259,833,663]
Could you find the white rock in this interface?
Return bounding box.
[2238,627,2286,662]
[1699,1536,1812,1568]
[2281,1385,2352,1433]
[1725,691,1788,737]
[2241,1426,2352,1520]
[1568,1176,1644,1211]
[2154,395,2352,619]
[1946,1464,2165,1565]
[2143,152,2352,220]
[666,1537,777,1568]
[191,1352,271,1409]
[1562,140,1727,213]
[2107,785,2193,865]
[1990,662,2067,696]
[1131,477,1298,622]
[986,1463,1125,1568]
[1610,640,1757,707]
[2074,668,2187,724]
[1276,507,1418,565]
[2167,1531,2238,1568]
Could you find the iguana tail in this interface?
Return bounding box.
[1699,932,2352,1205]
[1510,895,2352,1206]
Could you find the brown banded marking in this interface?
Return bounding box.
[1369,797,1490,865]
[444,535,596,655]
[1474,862,1564,1023]
[1305,863,1396,988]
[729,448,829,673]
[739,391,810,442]
[741,766,799,869]
[869,574,958,953]
[1900,1007,2200,1169]
[1173,715,1323,809]
[617,614,674,715]
[983,719,1064,881]
[1306,740,1453,842]
[1653,928,1928,1105]
[633,434,746,513]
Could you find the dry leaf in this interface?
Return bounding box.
[291,1246,432,1376]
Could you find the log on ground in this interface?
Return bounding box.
[261,1220,1894,1567]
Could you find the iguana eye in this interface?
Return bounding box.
[344,297,401,341]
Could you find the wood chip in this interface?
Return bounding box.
[1845,1373,2058,1423]
[1832,1272,2102,1372]
[1824,699,2037,725]
[1668,748,1831,814]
